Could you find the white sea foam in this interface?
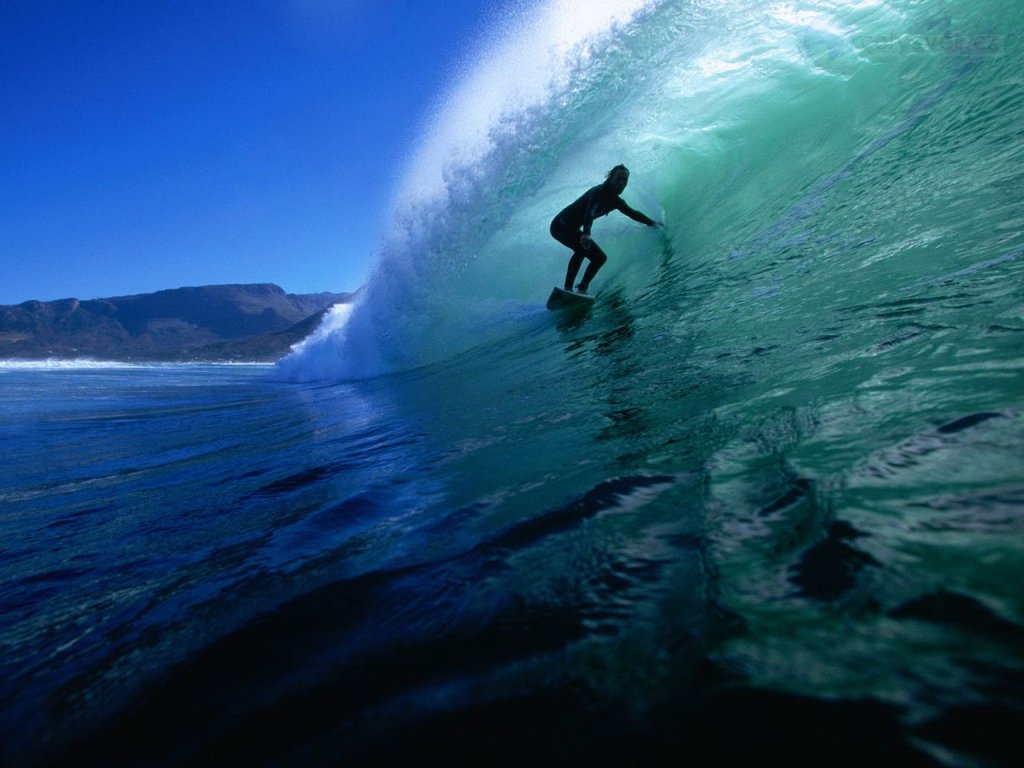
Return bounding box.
[0,359,152,371]
[275,302,356,381]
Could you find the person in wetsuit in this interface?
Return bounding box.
[550,164,661,294]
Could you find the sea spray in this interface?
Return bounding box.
[278,0,661,380]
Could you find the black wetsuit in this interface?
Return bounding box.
[551,183,655,237]
[550,182,656,290]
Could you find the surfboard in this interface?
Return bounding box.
[546,286,595,310]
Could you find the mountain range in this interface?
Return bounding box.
[0,284,354,362]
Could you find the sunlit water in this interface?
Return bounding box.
[3,0,1023,764]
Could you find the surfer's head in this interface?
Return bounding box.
[606,164,629,193]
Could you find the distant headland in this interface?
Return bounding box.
[0,284,356,363]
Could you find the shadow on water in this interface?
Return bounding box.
[51,561,944,767]
[46,454,951,766]
[51,471,730,767]
[550,301,594,332]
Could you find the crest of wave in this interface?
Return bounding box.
[275,0,656,382]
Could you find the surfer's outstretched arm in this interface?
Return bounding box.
[616,199,660,227]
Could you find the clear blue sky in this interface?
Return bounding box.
[1,0,506,304]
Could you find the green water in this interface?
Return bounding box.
[277,0,1023,762]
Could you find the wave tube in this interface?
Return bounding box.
[277,0,658,381]
[277,0,1012,382]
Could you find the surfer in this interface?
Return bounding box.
[550,165,661,294]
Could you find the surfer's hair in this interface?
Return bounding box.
[607,164,629,179]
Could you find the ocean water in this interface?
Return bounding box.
[3,0,1023,764]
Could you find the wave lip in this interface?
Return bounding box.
[399,0,656,207]
[277,0,658,382]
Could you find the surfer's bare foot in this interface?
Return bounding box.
[575,284,590,295]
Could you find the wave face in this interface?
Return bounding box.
[245,0,1024,762]
[279,0,1022,383]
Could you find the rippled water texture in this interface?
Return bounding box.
[2,0,1023,764]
